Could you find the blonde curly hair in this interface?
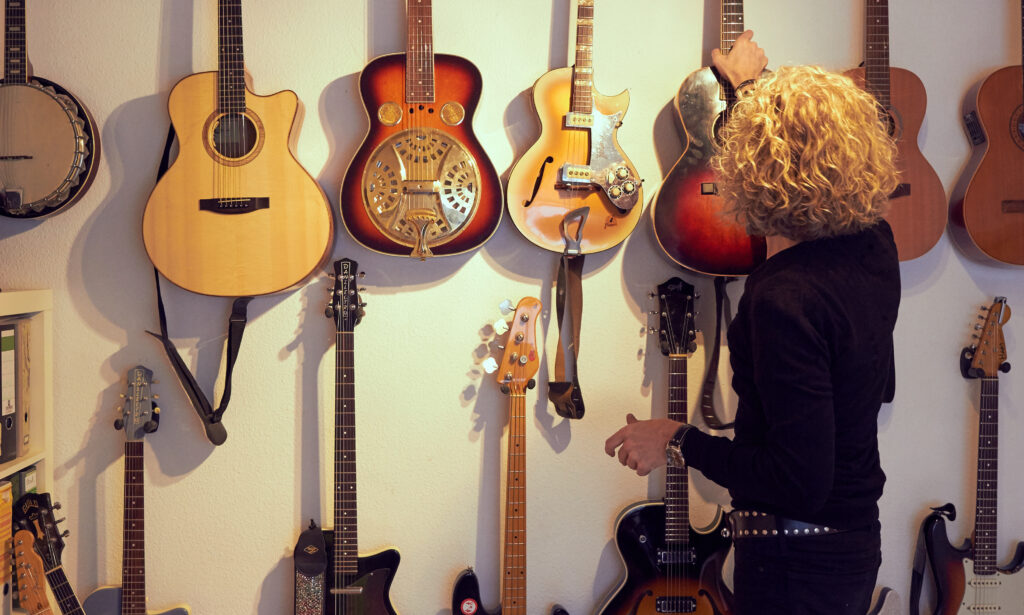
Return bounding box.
[710,65,899,241]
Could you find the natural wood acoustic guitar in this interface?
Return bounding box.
[949,0,1024,265]
[340,0,501,259]
[142,0,332,296]
[0,0,99,219]
[505,0,643,254]
[843,0,945,261]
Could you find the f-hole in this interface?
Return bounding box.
[213,112,259,159]
[523,156,554,207]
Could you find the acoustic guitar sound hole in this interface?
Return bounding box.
[213,113,259,159]
[1011,105,1024,151]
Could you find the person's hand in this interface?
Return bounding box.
[711,30,768,89]
[604,414,681,476]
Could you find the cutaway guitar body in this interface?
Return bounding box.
[340,53,502,258]
[598,502,732,615]
[505,67,642,253]
[321,532,400,615]
[143,71,332,297]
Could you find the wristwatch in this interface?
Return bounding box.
[665,424,694,468]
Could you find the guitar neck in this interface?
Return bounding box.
[972,377,999,575]
[863,0,891,107]
[664,355,690,545]
[122,441,147,615]
[44,567,86,615]
[217,0,246,113]
[4,0,27,83]
[501,392,527,614]
[570,0,595,114]
[719,0,744,105]
[406,0,435,103]
[333,328,359,582]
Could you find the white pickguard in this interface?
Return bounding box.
[955,559,1024,614]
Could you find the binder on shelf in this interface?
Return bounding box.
[0,325,16,464]
[9,466,35,505]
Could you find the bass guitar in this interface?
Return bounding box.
[81,366,191,615]
[597,278,732,615]
[451,298,566,615]
[651,0,766,276]
[294,258,400,614]
[0,0,99,219]
[340,0,501,259]
[843,0,945,261]
[918,298,1024,613]
[14,528,54,614]
[142,0,333,296]
[949,0,1024,265]
[505,0,643,254]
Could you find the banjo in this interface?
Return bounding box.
[0,0,99,219]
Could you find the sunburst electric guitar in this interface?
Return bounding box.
[340,0,501,259]
[843,0,945,261]
[919,298,1024,613]
[505,0,643,254]
[598,278,732,615]
[142,0,332,297]
[451,297,567,615]
[652,0,766,275]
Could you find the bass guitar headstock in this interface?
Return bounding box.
[494,297,542,396]
[327,258,366,333]
[13,528,52,614]
[114,365,159,440]
[962,297,1012,379]
[654,277,698,357]
[13,492,68,579]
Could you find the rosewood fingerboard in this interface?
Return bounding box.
[973,377,999,575]
[570,1,594,114]
[718,0,743,104]
[502,391,527,615]
[406,0,435,103]
[217,0,245,113]
[334,325,359,585]
[664,356,691,547]
[4,0,27,83]
[864,0,891,107]
[44,566,86,614]
[122,441,146,615]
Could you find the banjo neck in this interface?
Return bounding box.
[4,0,28,84]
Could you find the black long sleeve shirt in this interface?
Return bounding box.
[681,221,900,530]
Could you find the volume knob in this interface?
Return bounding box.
[610,186,623,198]
[616,167,629,179]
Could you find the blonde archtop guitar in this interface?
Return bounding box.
[142,0,332,297]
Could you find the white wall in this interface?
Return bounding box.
[0,0,1021,613]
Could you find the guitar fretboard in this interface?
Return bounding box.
[570,0,595,114]
[406,0,435,103]
[334,328,359,584]
[122,441,146,615]
[3,0,27,84]
[218,0,246,113]
[502,392,527,615]
[973,377,999,575]
[44,568,86,615]
[664,356,690,546]
[863,0,891,108]
[720,0,744,53]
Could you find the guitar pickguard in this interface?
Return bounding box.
[952,559,1024,614]
[557,110,640,212]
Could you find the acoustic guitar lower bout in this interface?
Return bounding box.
[142,71,333,297]
[340,53,502,258]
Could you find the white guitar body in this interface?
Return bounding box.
[953,558,1024,614]
[82,586,190,615]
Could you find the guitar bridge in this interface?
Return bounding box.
[655,596,697,613]
[199,197,270,214]
[329,587,365,595]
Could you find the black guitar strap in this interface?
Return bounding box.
[699,276,737,430]
[547,208,588,420]
[144,124,252,446]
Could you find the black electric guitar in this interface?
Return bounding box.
[81,366,191,615]
[451,297,567,615]
[918,297,1024,613]
[296,258,400,614]
[12,492,85,614]
[597,278,732,615]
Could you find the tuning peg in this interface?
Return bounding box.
[55,517,66,525]
[359,287,367,292]
[493,319,510,335]
[527,379,536,390]
[1000,362,1012,373]
[61,530,70,538]
[325,304,335,318]
[358,271,366,279]
[499,299,515,315]
[53,502,62,511]
[481,357,498,374]
[981,305,990,310]
[114,417,125,430]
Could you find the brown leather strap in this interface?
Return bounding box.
[700,276,737,430]
[548,252,585,419]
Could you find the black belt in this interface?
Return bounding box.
[730,510,845,539]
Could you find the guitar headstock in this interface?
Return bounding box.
[115,365,159,440]
[13,492,67,576]
[655,277,698,357]
[963,297,1012,379]
[13,528,52,613]
[327,258,365,332]
[496,297,542,396]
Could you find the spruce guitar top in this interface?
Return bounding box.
[340,0,501,259]
[142,0,332,296]
[505,0,643,254]
[0,0,99,219]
